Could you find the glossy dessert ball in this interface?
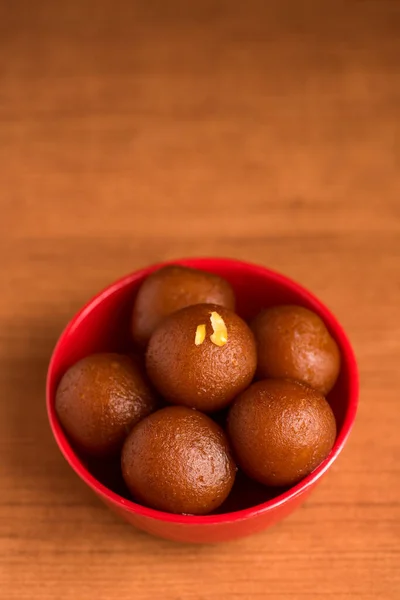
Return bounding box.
[146,303,257,412]
[121,406,236,515]
[251,305,340,394]
[227,379,337,487]
[131,265,235,347]
[56,353,158,457]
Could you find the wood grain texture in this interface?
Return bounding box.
[0,1,399,598]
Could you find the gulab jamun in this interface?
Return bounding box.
[121,406,236,515]
[227,378,337,487]
[55,353,158,457]
[251,305,340,394]
[146,303,257,412]
[131,265,235,347]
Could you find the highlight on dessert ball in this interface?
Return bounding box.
[55,263,341,515]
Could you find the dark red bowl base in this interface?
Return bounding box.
[47,258,358,543]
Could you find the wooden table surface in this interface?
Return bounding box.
[1,1,399,598]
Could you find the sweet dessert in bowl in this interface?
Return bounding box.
[46,258,358,543]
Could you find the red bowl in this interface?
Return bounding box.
[46,257,359,543]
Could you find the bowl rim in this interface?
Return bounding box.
[46,257,359,525]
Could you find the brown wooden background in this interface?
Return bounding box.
[1,1,399,599]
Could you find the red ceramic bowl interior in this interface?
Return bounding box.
[46,258,359,543]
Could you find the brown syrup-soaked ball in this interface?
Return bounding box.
[227,378,337,487]
[251,305,340,395]
[146,303,257,412]
[131,265,235,347]
[55,353,158,457]
[121,406,236,515]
